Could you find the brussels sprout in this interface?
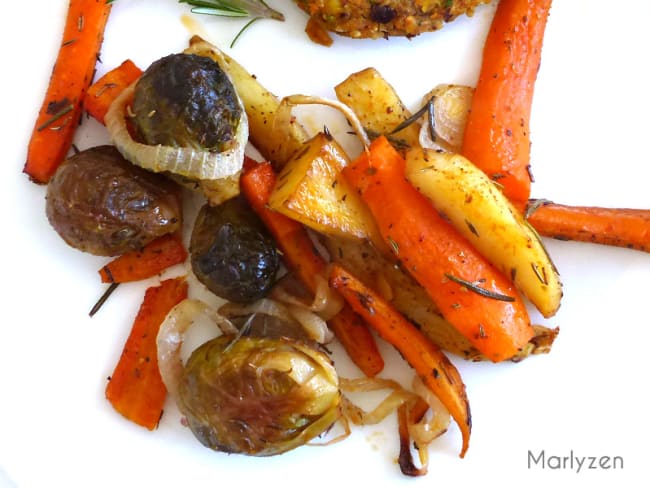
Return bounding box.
[190,197,279,303]
[46,145,182,256]
[132,53,243,152]
[178,334,341,456]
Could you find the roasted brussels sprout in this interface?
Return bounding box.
[132,53,243,152]
[190,196,279,303]
[178,334,341,456]
[46,145,182,256]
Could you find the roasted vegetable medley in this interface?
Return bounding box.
[20,0,650,480]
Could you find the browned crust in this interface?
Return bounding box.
[295,0,492,39]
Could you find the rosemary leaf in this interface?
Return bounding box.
[179,0,284,21]
[444,273,515,302]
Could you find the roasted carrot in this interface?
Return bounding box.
[106,277,188,430]
[330,263,471,458]
[24,0,112,184]
[240,159,384,377]
[461,0,553,209]
[527,200,650,252]
[85,59,142,124]
[99,233,188,283]
[342,136,533,362]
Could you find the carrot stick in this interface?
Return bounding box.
[342,136,533,362]
[329,263,472,458]
[461,0,553,209]
[85,59,142,124]
[105,277,188,430]
[527,200,650,252]
[24,0,112,184]
[99,233,188,283]
[240,159,384,377]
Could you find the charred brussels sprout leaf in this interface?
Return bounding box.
[132,53,243,152]
[190,197,279,303]
[46,145,182,256]
[179,334,340,456]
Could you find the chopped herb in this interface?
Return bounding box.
[387,236,400,255]
[444,273,515,302]
[89,283,120,317]
[37,103,74,131]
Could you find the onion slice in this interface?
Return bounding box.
[105,82,248,181]
[156,299,237,401]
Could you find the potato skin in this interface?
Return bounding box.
[46,145,182,256]
[295,0,491,39]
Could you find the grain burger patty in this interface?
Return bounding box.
[295,0,491,39]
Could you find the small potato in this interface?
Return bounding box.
[46,145,182,256]
[405,148,562,318]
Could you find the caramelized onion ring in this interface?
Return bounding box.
[105,82,248,181]
[156,299,237,401]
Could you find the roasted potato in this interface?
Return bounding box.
[268,132,383,246]
[404,148,563,318]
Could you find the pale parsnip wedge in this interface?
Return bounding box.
[404,148,562,318]
[268,132,384,247]
[335,67,420,149]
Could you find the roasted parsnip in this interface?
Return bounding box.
[335,67,420,149]
[404,148,562,318]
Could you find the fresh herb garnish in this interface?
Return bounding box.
[179,0,284,46]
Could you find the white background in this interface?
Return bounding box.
[1,1,649,487]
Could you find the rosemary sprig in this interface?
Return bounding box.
[179,0,284,21]
[178,0,284,46]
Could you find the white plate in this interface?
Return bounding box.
[1,1,649,487]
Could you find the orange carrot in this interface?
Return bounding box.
[240,159,384,377]
[24,0,112,184]
[99,233,188,283]
[342,136,533,362]
[329,263,471,458]
[461,0,553,209]
[527,200,650,252]
[106,277,188,430]
[85,59,142,124]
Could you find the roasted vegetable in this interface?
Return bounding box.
[342,136,534,362]
[335,67,420,148]
[46,145,182,256]
[461,0,553,209]
[106,52,248,183]
[133,53,241,152]
[179,334,340,456]
[268,132,383,246]
[24,0,112,184]
[184,37,307,169]
[106,277,188,430]
[157,298,341,456]
[404,148,562,318]
[190,196,279,303]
